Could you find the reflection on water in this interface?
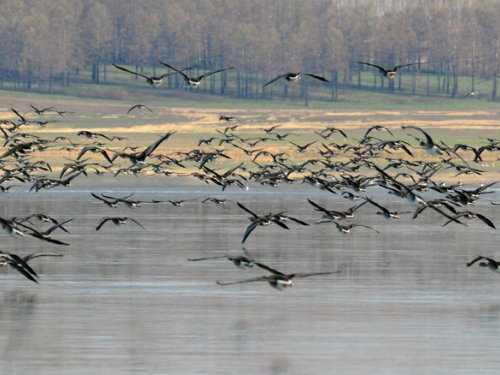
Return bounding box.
[0,182,499,374]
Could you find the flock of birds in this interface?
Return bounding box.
[112,61,419,88]
[0,61,498,290]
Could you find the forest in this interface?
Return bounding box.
[0,0,498,101]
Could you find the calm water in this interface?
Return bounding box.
[0,180,499,375]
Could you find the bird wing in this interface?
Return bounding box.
[157,61,190,81]
[263,74,287,87]
[430,206,466,226]
[22,253,63,262]
[365,197,385,210]
[271,219,290,230]
[402,125,434,146]
[333,128,348,138]
[295,271,339,279]
[139,131,176,159]
[286,216,310,226]
[43,218,74,235]
[96,218,112,231]
[475,213,496,229]
[27,232,70,246]
[356,62,387,74]
[241,222,258,244]
[364,125,378,138]
[236,202,259,218]
[400,144,414,157]
[216,276,268,286]
[307,198,330,213]
[113,64,149,80]
[349,199,368,213]
[11,107,27,122]
[91,192,111,203]
[393,63,418,71]
[198,67,234,80]
[6,253,39,283]
[188,256,228,262]
[304,140,317,148]
[255,262,286,276]
[127,104,140,115]
[466,256,485,267]
[129,218,145,229]
[354,224,380,233]
[303,73,329,83]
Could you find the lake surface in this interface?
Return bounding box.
[0,180,499,375]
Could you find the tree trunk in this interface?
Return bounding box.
[411,70,416,95]
[492,72,497,101]
[331,71,338,102]
[451,68,458,98]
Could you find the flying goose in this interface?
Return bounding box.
[467,256,500,273]
[16,218,74,246]
[237,202,288,244]
[91,192,134,208]
[95,217,144,231]
[356,62,417,79]
[113,64,168,86]
[158,61,234,87]
[364,197,408,219]
[0,251,39,283]
[217,262,337,290]
[110,131,176,166]
[30,104,55,115]
[263,72,329,87]
[442,210,496,229]
[332,222,380,234]
[127,104,153,114]
[402,126,444,155]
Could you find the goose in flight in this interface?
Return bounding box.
[467,256,500,273]
[16,218,74,246]
[110,131,176,166]
[0,251,39,283]
[356,62,417,79]
[332,222,380,234]
[364,125,394,138]
[201,197,232,206]
[95,217,144,231]
[402,125,444,155]
[217,262,337,290]
[127,104,153,114]
[219,115,237,122]
[158,61,234,87]
[289,140,317,153]
[113,64,168,86]
[91,192,134,208]
[18,214,72,234]
[442,210,496,229]
[30,104,55,115]
[77,130,112,141]
[237,202,307,244]
[364,197,409,219]
[263,72,329,87]
[101,194,144,208]
[0,217,26,237]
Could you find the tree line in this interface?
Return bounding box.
[0,0,498,100]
